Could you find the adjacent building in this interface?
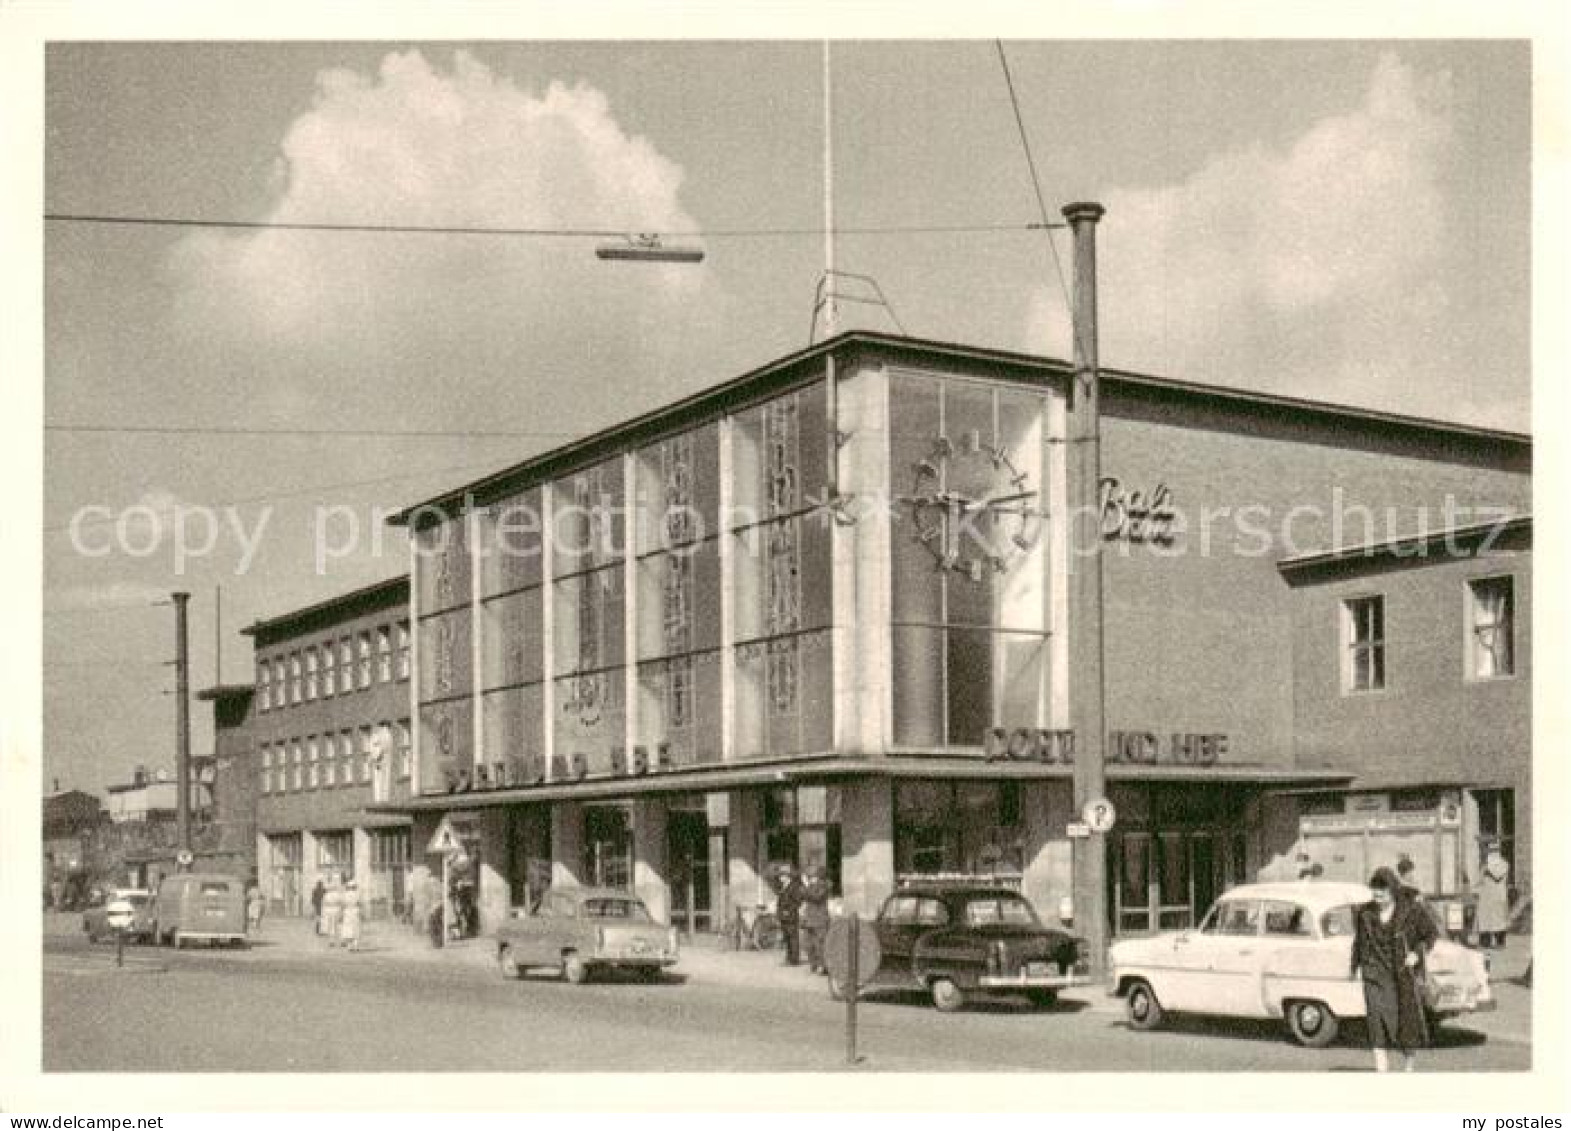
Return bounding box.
[355,330,1527,940]
[244,576,415,920]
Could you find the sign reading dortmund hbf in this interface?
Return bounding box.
[985,726,1229,766]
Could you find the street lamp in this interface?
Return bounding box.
[594,234,704,263]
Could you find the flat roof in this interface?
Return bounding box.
[388,331,1529,525]
[1276,514,1531,578]
[243,574,408,639]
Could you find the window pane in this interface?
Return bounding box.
[946,628,994,745]
[416,515,470,615]
[481,488,542,595]
[418,609,473,701]
[483,588,542,689]
[892,625,944,746]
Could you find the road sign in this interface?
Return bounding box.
[1066,822,1091,838]
[824,915,881,992]
[105,898,136,930]
[175,849,194,868]
[427,818,462,856]
[1081,797,1117,834]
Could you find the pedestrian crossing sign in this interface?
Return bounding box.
[427,819,462,855]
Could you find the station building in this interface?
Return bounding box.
[363,330,1528,939]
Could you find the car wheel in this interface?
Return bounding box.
[1125,979,1165,1030]
[1025,989,1059,1009]
[498,946,523,980]
[929,977,966,1013]
[1286,1000,1340,1048]
[563,953,589,985]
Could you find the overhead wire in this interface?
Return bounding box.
[44,212,1063,239]
[993,41,1085,365]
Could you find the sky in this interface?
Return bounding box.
[33,36,1533,797]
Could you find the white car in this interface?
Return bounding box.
[1108,881,1494,1047]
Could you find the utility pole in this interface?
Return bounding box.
[173,591,192,862]
[1063,201,1109,975]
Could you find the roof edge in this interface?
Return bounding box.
[242,574,409,638]
[1276,514,1532,576]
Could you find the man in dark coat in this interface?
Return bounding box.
[1352,866,1438,1072]
[310,879,326,935]
[800,867,831,974]
[773,867,805,966]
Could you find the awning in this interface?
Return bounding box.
[368,753,1354,814]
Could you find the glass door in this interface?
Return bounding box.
[1115,832,1153,934]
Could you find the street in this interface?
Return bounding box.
[41,920,1531,1073]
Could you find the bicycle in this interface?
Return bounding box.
[729,903,784,951]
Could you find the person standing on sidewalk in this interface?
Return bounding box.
[800,867,830,974]
[340,880,362,952]
[310,878,326,935]
[774,867,804,967]
[321,875,344,948]
[1352,867,1437,1073]
[246,878,266,935]
[1475,842,1511,949]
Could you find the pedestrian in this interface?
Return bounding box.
[800,866,831,974]
[1395,855,1439,932]
[1474,842,1511,949]
[774,866,804,967]
[310,878,326,935]
[340,880,362,952]
[321,875,344,948]
[1351,866,1438,1073]
[49,877,64,912]
[246,878,266,935]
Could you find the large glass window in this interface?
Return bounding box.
[257,660,272,712]
[1343,595,1385,692]
[894,780,1023,878]
[636,426,722,769]
[731,386,834,760]
[889,373,1049,747]
[1467,576,1515,679]
[304,648,318,700]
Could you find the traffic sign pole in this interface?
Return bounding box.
[845,915,858,1065]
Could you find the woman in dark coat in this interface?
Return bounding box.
[1351,866,1439,1072]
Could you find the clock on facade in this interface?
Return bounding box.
[899,431,1042,580]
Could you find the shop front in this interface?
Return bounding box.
[1107,782,1251,934]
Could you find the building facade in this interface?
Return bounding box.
[369,332,1528,941]
[1277,517,1532,927]
[245,577,415,920]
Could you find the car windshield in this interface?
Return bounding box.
[963,896,1038,928]
[582,898,651,921]
[1321,905,1357,938]
[124,895,149,908]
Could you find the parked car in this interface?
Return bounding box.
[830,884,1089,1012]
[495,886,679,984]
[81,889,154,944]
[151,873,248,948]
[1108,881,1495,1047]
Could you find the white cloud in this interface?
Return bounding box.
[167,50,714,422]
[1028,53,1458,411]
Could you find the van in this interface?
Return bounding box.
[153,873,247,948]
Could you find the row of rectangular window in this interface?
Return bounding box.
[258,720,412,794]
[1342,575,1516,693]
[256,621,410,712]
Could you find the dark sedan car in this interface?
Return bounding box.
[831,885,1089,1012]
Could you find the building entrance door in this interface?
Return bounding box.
[667,810,712,936]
